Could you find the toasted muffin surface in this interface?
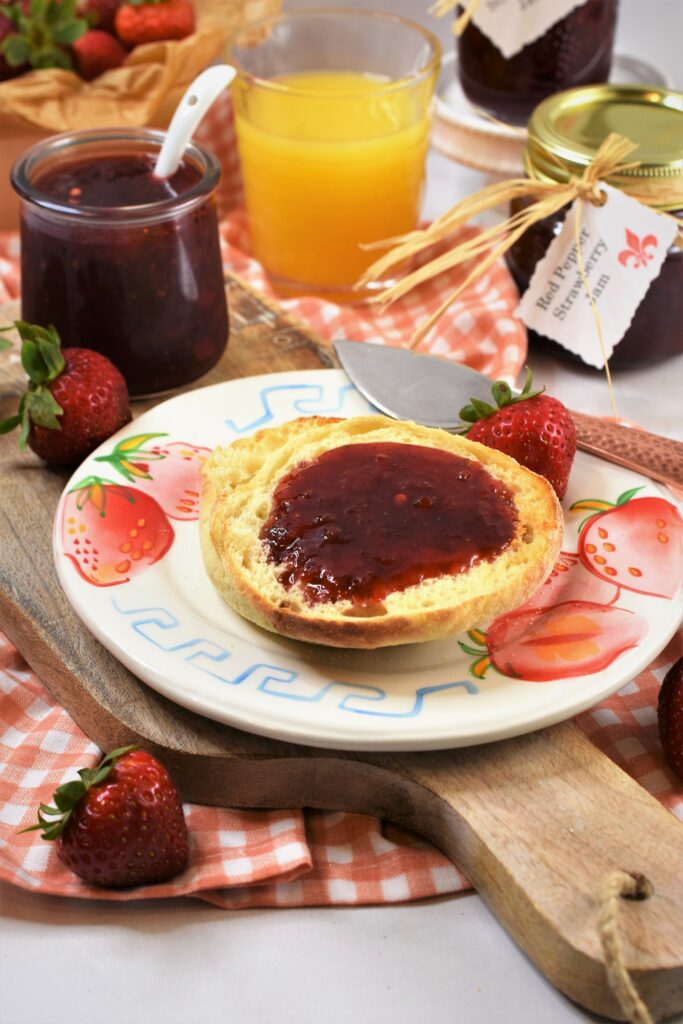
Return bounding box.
[200,416,563,648]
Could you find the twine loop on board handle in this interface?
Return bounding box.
[598,870,656,1024]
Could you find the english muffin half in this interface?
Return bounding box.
[200,415,563,648]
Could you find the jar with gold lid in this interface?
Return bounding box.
[506,83,683,368]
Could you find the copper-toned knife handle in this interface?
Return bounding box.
[570,411,683,490]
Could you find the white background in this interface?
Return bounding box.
[1,2,682,1023]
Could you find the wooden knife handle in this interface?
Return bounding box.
[570,411,683,490]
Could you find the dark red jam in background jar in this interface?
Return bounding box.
[11,129,228,397]
[457,0,619,125]
[507,84,683,368]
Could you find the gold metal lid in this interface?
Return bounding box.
[525,84,683,206]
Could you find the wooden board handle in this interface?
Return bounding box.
[375,727,683,1022]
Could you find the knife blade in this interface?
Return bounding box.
[333,337,492,429]
[332,339,683,490]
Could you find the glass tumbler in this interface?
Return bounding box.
[227,7,441,302]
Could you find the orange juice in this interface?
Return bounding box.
[233,70,434,300]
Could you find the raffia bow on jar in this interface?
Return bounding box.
[431,0,483,36]
[357,86,683,382]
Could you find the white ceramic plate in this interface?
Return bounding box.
[54,370,682,751]
[432,53,675,177]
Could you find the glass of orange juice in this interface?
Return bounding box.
[226,8,441,302]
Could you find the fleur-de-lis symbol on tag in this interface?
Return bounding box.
[618,229,658,269]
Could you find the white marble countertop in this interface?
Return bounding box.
[2,3,681,1023]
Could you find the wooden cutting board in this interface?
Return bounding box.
[1,280,681,1023]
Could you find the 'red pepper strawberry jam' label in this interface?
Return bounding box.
[260,442,518,605]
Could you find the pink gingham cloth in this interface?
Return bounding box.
[0,93,681,903]
[0,635,467,905]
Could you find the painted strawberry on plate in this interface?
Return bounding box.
[460,601,648,683]
[571,488,683,599]
[521,551,620,612]
[95,433,211,520]
[60,477,174,586]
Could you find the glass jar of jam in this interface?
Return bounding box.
[457,0,619,126]
[11,129,229,397]
[507,84,683,368]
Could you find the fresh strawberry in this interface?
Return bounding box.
[95,432,210,520]
[658,657,683,779]
[0,321,131,466]
[114,0,193,46]
[22,746,189,887]
[572,488,683,599]
[0,0,87,73]
[459,369,576,500]
[77,0,121,31]
[72,26,124,78]
[60,476,174,586]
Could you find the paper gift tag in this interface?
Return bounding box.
[515,183,678,369]
[471,0,589,60]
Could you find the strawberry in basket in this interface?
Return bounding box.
[0,0,88,76]
[78,0,122,31]
[114,0,194,45]
[72,25,125,78]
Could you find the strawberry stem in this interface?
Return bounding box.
[0,322,66,448]
[0,0,87,70]
[20,746,137,841]
[458,366,544,433]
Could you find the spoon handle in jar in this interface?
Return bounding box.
[570,411,683,490]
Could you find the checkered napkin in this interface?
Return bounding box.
[0,634,467,905]
[1,631,681,904]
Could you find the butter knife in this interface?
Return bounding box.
[333,339,683,491]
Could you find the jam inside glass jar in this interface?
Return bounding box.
[457,0,619,125]
[11,129,229,397]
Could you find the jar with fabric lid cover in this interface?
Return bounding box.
[456,0,619,125]
[506,84,683,368]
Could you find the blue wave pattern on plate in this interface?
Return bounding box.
[111,599,479,718]
[223,382,370,434]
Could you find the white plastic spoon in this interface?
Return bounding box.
[153,64,237,180]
